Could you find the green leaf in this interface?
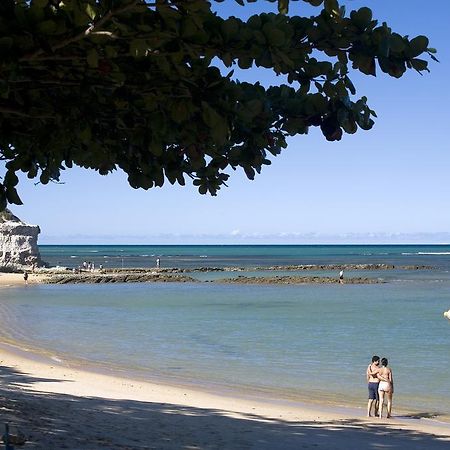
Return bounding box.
[129,39,148,58]
[266,28,285,47]
[4,170,19,187]
[170,101,190,123]
[221,18,240,40]
[246,99,263,116]
[80,126,92,144]
[351,7,372,29]
[201,102,221,128]
[325,0,340,17]
[390,34,405,53]
[411,58,428,72]
[33,0,49,7]
[344,76,356,95]
[409,35,429,57]
[356,55,376,76]
[244,166,255,180]
[37,19,57,35]
[211,121,228,144]
[5,186,22,206]
[307,0,323,6]
[379,36,390,57]
[278,0,289,15]
[85,3,96,20]
[86,48,99,68]
[310,94,328,114]
[238,56,253,69]
[0,37,13,53]
[248,15,262,29]
[0,186,7,212]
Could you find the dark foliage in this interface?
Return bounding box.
[0,0,435,208]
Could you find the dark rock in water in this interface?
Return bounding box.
[253,264,432,271]
[44,272,383,285]
[1,424,27,446]
[44,272,198,284]
[99,264,432,275]
[214,276,384,285]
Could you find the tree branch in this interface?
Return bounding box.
[20,0,141,61]
[0,106,55,119]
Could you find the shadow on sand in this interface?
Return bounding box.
[1,364,449,449]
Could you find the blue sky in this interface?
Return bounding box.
[10,1,450,244]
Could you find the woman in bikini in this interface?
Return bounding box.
[377,357,394,418]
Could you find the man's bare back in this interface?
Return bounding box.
[367,362,380,382]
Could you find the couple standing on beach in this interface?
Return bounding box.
[367,355,394,418]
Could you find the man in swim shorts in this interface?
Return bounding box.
[366,355,380,417]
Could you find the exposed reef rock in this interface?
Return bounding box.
[0,209,43,270]
[42,270,383,285]
[44,272,198,284]
[38,262,431,285]
[154,264,431,273]
[252,264,432,271]
[214,276,384,285]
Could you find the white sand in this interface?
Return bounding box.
[0,342,449,449]
[0,272,43,287]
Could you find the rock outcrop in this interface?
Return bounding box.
[44,272,197,284]
[214,275,384,285]
[0,209,43,270]
[148,264,432,273]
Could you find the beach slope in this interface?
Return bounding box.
[0,345,449,449]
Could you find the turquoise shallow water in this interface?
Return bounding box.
[0,273,449,417]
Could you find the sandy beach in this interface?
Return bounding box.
[0,272,44,288]
[0,342,449,450]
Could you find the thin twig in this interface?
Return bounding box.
[20,0,140,61]
[0,106,54,119]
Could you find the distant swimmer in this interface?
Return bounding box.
[339,269,344,284]
[444,309,450,320]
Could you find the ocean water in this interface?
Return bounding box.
[1,245,450,418]
[39,243,450,271]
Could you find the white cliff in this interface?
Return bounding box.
[0,209,42,269]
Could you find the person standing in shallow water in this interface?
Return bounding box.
[378,357,394,419]
[366,355,380,417]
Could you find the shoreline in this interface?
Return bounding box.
[0,272,44,287]
[3,336,449,424]
[0,268,401,286]
[0,270,385,286]
[0,262,433,287]
[2,275,450,419]
[1,342,449,448]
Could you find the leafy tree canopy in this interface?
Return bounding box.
[0,0,436,209]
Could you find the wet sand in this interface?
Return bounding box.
[0,342,449,449]
[0,272,44,287]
